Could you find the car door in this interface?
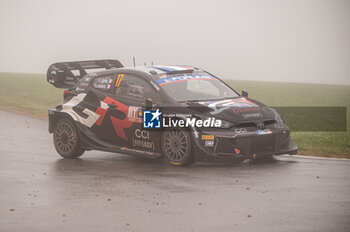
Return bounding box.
[102,72,162,152]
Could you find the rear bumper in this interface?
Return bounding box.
[192,128,298,159]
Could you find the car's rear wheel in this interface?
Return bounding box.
[53,118,84,158]
[161,128,195,166]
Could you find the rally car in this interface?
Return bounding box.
[47,59,297,166]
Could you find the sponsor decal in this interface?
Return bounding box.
[155,75,216,86]
[143,109,162,128]
[76,87,86,92]
[256,129,272,135]
[79,82,89,87]
[232,107,260,114]
[242,112,263,119]
[200,98,258,109]
[132,138,155,150]
[135,129,150,139]
[106,79,113,89]
[138,109,143,117]
[152,65,193,73]
[234,128,248,134]
[128,106,142,123]
[201,135,215,140]
[205,140,215,147]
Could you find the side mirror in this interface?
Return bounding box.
[145,98,153,110]
[242,90,248,97]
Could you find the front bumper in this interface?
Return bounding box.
[192,127,298,159]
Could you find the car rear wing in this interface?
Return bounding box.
[47,59,123,88]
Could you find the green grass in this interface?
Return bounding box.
[0,73,349,158]
[0,72,62,118]
[226,80,350,158]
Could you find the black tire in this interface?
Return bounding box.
[161,128,195,166]
[53,118,84,159]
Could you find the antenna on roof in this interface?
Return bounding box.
[133,56,136,68]
[151,61,153,66]
[144,62,146,66]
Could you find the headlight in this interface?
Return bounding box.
[193,115,233,129]
[218,119,233,129]
[271,108,284,123]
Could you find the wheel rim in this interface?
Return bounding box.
[164,129,189,162]
[55,122,77,153]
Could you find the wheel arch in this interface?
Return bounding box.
[48,110,76,133]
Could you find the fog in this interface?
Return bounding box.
[0,0,349,85]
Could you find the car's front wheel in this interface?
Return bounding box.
[53,118,84,158]
[161,128,195,166]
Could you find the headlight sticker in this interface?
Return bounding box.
[256,129,272,135]
[201,135,215,140]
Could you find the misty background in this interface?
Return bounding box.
[0,0,349,85]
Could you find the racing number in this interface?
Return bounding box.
[115,74,124,87]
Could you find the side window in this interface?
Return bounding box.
[114,74,161,102]
[91,75,114,92]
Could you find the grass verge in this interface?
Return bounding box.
[0,72,61,119]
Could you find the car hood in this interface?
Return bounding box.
[182,97,276,123]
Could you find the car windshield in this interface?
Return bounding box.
[156,73,239,102]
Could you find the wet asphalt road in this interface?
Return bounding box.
[0,110,349,232]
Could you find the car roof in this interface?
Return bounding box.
[133,65,195,75]
[88,65,203,80]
